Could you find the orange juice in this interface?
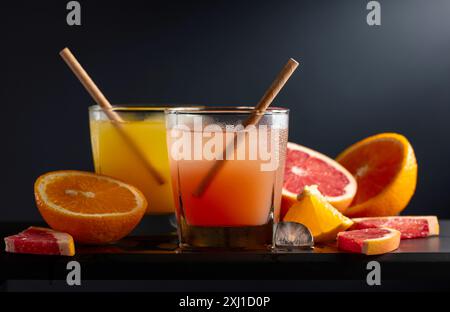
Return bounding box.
[89,107,174,214]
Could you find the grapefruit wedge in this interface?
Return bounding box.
[337,228,401,255]
[4,227,75,256]
[351,216,439,239]
[282,143,357,216]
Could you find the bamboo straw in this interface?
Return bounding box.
[193,58,299,197]
[59,47,166,185]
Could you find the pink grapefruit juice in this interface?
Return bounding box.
[168,128,287,227]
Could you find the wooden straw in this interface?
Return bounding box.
[193,58,299,197]
[59,47,166,185]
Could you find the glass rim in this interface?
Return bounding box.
[88,104,205,113]
[165,106,289,115]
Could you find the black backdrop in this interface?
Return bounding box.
[1,0,450,221]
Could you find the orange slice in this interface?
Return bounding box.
[336,133,417,217]
[35,170,147,244]
[283,185,353,242]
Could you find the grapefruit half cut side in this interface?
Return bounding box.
[282,143,357,216]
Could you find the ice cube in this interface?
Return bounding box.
[274,222,314,249]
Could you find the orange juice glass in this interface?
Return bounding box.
[89,105,175,215]
[165,107,289,249]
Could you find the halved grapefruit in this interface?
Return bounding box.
[351,216,439,239]
[337,228,401,255]
[282,143,357,217]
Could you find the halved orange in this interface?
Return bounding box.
[336,133,417,217]
[35,170,147,244]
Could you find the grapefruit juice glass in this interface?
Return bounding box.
[165,107,289,249]
[89,105,175,215]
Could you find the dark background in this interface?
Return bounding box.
[1,0,449,221]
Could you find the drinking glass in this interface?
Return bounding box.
[89,105,175,216]
[165,107,289,249]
